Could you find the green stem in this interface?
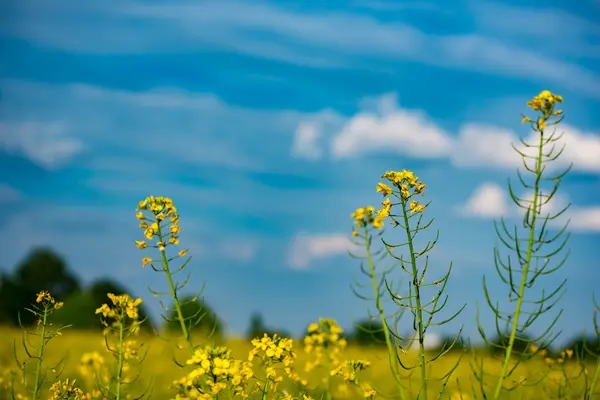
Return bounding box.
[363,225,405,399]
[324,351,332,400]
[157,223,194,354]
[401,199,428,400]
[492,130,544,400]
[260,378,269,400]
[115,311,125,400]
[588,358,600,400]
[31,308,48,400]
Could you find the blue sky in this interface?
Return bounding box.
[1,0,599,346]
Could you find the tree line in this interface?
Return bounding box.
[0,247,597,358]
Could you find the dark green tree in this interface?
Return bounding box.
[349,320,387,347]
[247,312,268,340]
[0,248,80,325]
[245,312,291,340]
[489,332,537,358]
[429,334,467,353]
[164,295,223,339]
[564,335,600,360]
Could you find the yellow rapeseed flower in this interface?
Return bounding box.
[48,379,86,400]
[376,182,393,196]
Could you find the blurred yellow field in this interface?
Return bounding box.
[0,326,594,399]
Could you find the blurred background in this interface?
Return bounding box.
[1,0,599,352]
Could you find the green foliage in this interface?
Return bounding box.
[0,248,80,326]
[246,312,291,341]
[488,332,535,356]
[0,248,153,331]
[164,295,223,338]
[348,320,387,347]
[433,334,467,354]
[50,280,154,331]
[564,335,600,360]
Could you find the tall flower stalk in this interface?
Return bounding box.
[352,171,465,399]
[14,291,67,400]
[585,294,600,399]
[348,204,408,399]
[135,196,212,358]
[474,90,572,399]
[95,293,145,400]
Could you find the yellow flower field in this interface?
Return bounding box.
[0,326,594,399]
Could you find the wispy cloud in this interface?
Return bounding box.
[0,183,22,204]
[458,182,600,232]
[0,122,83,169]
[468,0,600,59]
[3,0,600,96]
[569,206,600,232]
[292,122,323,160]
[0,79,310,172]
[219,240,259,263]
[459,182,509,218]
[287,232,356,269]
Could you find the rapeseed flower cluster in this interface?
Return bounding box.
[35,290,64,310]
[95,293,143,322]
[378,170,426,213]
[79,351,109,393]
[350,198,393,236]
[47,379,86,400]
[135,196,188,262]
[351,205,385,232]
[249,333,305,387]
[522,90,564,130]
[331,360,376,399]
[304,318,347,373]
[282,395,314,400]
[527,344,574,365]
[174,346,253,398]
[546,349,574,366]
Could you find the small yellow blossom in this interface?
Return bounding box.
[48,379,86,400]
[376,182,393,196]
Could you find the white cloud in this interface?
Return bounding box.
[517,191,570,217]
[0,184,22,203]
[0,122,83,169]
[460,182,571,220]
[407,332,443,351]
[459,182,600,233]
[331,94,454,159]
[292,122,323,160]
[461,182,509,218]
[287,232,356,269]
[219,241,259,262]
[569,206,600,232]
[560,125,600,173]
[450,124,522,169]
[452,123,600,173]
[322,94,600,173]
